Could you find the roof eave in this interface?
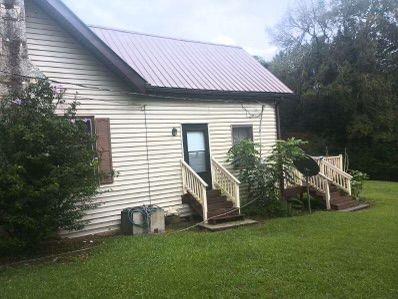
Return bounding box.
[145,86,296,101]
[32,0,147,93]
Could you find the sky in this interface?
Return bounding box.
[62,0,295,61]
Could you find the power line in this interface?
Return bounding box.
[167,197,258,234]
[142,105,152,205]
[0,71,270,105]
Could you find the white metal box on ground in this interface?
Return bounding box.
[120,206,165,235]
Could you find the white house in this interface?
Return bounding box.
[1,0,296,237]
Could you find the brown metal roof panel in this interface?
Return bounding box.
[89,26,293,94]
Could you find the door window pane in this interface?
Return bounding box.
[187,131,205,151]
[187,131,206,173]
[188,151,206,173]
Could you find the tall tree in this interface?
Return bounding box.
[270,0,398,180]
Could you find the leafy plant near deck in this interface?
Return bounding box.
[350,170,370,200]
[0,80,100,253]
[227,138,307,215]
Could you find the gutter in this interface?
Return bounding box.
[146,86,296,102]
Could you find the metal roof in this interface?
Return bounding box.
[90,26,293,94]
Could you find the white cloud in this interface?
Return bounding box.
[213,35,237,46]
[62,0,292,61]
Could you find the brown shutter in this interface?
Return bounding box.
[95,118,114,185]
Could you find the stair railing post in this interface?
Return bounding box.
[235,183,240,214]
[339,154,343,170]
[202,185,208,222]
[347,179,352,196]
[210,158,216,190]
[325,180,331,210]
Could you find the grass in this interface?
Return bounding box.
[1,181,397,298]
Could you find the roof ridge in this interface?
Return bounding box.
[88,25,243,49]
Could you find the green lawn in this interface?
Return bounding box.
[1,181,397,298]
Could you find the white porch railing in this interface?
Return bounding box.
[289,166,332,210]
[313,158,352,195]
[211,157,241,211]
[181,160,208,221]
[312,155,343,170]
[288,155,352,209]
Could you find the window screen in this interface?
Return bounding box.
[232,125,253,145]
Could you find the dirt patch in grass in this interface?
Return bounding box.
[0,233,113,268]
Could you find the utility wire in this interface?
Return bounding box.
[0,71,272,105]
[259,105,265,158]
[167,197,258,235]
[142,105,152,204]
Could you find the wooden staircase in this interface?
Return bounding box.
[181,158,249,227]
[329,185,360,210]
[305,184,368,211]
[182,189,244,224]
[287,155,369,212]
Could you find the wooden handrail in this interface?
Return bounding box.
[312,155,344,170]
[211,157,241,211]
[211,158,241,184]
[318,172,333,182]
[317,159,352,195]
[181,160,208,187]
[319,159,352,179]
[181,159,208,221]
[288,155,352,210]
[286,168,332,210]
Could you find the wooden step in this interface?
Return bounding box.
[208,214,245,225]
[207,201,233,210]
[207,195,228,202]
[182,190,242,222]
[331,200,358,210]
[207,190,221,197]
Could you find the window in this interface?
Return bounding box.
[232,125,253,146]
[186,131,206,173]
[81,117,94,136]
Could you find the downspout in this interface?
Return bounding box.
[275,99,282,140]
[275,98,284,200]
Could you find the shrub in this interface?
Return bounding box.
[350,170,369,200]
[227,140,278,206]
[227,138,307,216]
[0,80,100,253]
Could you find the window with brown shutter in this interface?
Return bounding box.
[95,118,114,185]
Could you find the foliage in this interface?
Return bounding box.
[266,138,307,188]
[269,0,398,181]
[0,181,397,298]
[0,80,100,253]
[350,170,370,200]
[227,138,307,216]
[227,140,277,208]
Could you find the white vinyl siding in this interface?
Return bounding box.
[25,0,277,237]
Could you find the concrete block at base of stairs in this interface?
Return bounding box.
[198,219,258,232]
[338,203,370,212]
